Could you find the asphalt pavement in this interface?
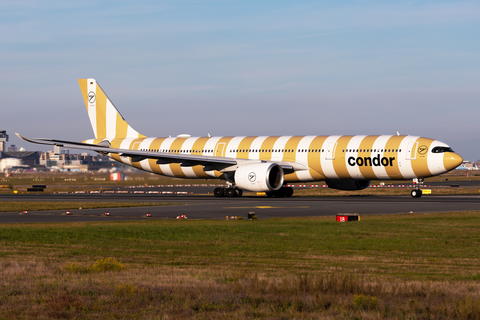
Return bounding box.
[1,191,479,223]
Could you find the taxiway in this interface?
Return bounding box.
[1,192,479,223]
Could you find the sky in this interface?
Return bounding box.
[1,0,479,160]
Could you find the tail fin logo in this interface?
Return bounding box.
[88,92,96,103]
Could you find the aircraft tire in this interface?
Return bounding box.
[285,187,294,197]
[236,189,243,197]
[226,188,237,197]
[214,187,225,197]
[411,189,422,198]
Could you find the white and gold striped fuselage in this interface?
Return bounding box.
[85,134,461,182]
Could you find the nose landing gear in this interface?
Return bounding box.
[411,189,422,198]
[411,178,424,198]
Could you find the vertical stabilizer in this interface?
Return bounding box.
[78,79,146,139]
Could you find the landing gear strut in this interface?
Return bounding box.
[214,175,244,198]
[411,178,423,198]
[213,187,243,198]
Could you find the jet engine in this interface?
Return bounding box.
[325,179,370,190]
[234,163,284,192]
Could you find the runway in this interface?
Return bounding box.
[1,192,480,223]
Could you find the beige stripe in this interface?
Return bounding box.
[236,136,257,159]
[215,137,235,157]
[259,136,280,161]
[306,136,329,180]
[384,136,404,179]
[282,136,304,182]
[167,138,188,178]
[357,136,380,179]
[146,138,166,175]
[95,84,107,139]
[332,136,354,179]
[411,137,432,178]
[115,113,129,139]
[78,79,88,110]
[190,137,210,178]
[109,138,123,163]
[128,138,145,150]
[126,138,146,170]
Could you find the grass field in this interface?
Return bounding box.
[1,212,480,319]
[0,201,182,213]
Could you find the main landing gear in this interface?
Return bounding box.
[213,186,294,198]
[411,178,423,198]
[214,176,244,198]
[214,187,243,198]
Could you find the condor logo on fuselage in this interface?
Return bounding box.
[348,154,395,167]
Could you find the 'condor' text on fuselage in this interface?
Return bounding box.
[347,155,395,167]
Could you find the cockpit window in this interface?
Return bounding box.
[431,146,454,153]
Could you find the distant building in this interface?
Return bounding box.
[0,132,135,172]
[0,151,41,170]
[39,150,128,172]
[0,130,8,152]
[455,161,479,170]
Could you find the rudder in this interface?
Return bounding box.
[78,79,146,139]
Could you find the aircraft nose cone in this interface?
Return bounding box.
[444,152,463,171]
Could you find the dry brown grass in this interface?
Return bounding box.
[1,259,480,319]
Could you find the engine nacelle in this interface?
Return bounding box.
[325,179,370,191]
[234,163,284,192]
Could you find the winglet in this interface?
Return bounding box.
[16,133,55,146]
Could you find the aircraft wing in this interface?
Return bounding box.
[16,134,305,173]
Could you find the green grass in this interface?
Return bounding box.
[1,213,480,279]
[1,212,480,319]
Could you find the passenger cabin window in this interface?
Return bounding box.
[432,146,454,153]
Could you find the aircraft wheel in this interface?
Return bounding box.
[214,187,225,197]
[411,189,422,198]
[276,188,287,198]
[226,188,237,197]
[236,189,243,197]
[266,192,274,198]
[285,187,294,197]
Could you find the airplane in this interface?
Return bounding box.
[17,78,463,198]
